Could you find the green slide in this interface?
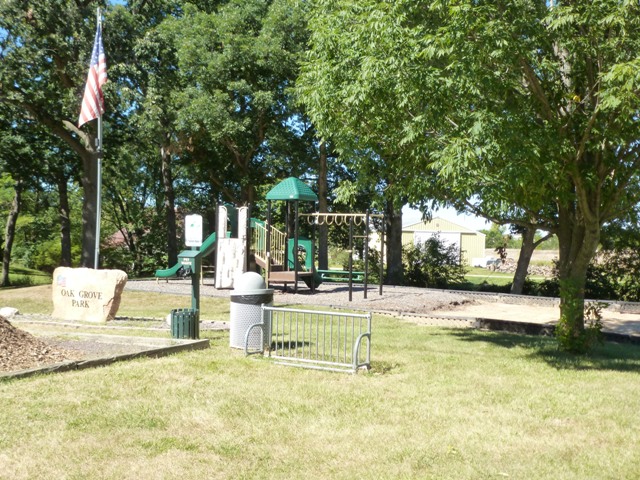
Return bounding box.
[154,232,217,279]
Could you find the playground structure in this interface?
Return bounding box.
[300,212,384,301]
[154,231,218,282]
[154,204,250,289]
[251,177,385,300]
[154,177,385,301]
[251,177,320,293]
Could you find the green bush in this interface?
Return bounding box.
[351,248,382,284]
[526,258,619,301]
[598,249,640,302]
[29,239,81,273]
[402,235,467,289]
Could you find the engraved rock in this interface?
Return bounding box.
[51,267,128,323]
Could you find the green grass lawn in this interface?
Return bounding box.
[0,284,230,321]
[1,265,52,288]
[465,267,548,287]
[1,288,640,479]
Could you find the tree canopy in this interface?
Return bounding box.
[3,0,640,353]
[0,0,351,275]
[299,0,640,350]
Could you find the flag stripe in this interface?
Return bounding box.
[78,22,107,127]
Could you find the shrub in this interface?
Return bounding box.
[599,249,640,302]
[29,239,81,272]
[525,259,617,301]
[351,248,382,284]
[402,235,467,289]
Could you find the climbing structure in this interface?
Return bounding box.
[215,204,249,289]
[300,212,385,301]
[254,177,319,293]
[254,177,385,299]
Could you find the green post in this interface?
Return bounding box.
[192,271,200,312]
[175,249,202,338]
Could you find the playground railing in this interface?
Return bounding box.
[252,222,286,268]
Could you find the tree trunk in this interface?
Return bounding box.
[15,98,103,269]
[80,148,98,268]
[511,227,553,295]
[510,226,536,295]
[245,183,256,205]
[161,142,178,266]
[1,180,22,287]
[317,140,329,270]
[384,200,404,285]
[555,204,601,350]
[57,174,72,267]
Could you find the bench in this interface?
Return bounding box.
[317,270,365,283]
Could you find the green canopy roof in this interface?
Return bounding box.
[266,177,318,202]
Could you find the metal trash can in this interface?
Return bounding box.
[229,272,273,350]
[171,308,199,339]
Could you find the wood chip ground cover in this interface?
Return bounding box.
[0,315,80,372]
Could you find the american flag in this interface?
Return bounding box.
[78,21,107,127]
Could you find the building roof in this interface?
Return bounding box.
[266,177,318,202]
[403,217,486,235]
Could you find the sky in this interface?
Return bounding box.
[402,205,492,232]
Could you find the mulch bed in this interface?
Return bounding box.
[1,315,214,376]
[0,315,81,373]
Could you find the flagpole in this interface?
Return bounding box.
[95,111,102,269]
[94,7,102,270]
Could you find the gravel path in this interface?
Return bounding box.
[125,279,475,315]
[126,279,640,336]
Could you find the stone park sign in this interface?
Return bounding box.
[52,267,128,322]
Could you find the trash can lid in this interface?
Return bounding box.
[233,271,269,294]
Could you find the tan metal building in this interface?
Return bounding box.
[402,217,486,265]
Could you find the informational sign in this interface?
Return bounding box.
[185,214,203,247]
[51,267,128,322]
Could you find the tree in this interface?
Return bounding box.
[480,222,553,295]
[509,225,552,296]
[122,0,189,267]
[0,105,44,284]
[482,224,508,250]
[0,1,113,267]
[300,0,640,351]
[163,0,311,205]
[1,180,22,287]
[0,1,204,272]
